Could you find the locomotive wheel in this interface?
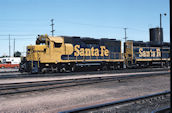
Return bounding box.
[60,67,67,72]
[51,66,58,73]
[58,64,66,73]
[70,64,76,72]
[102,65,108,70]
[71,66,75,72]
[41,68,48,73]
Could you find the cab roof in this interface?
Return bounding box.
[48,36,64,43]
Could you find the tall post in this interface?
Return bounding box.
[160,13,167,67]
[9,34,11,57]
[13,38,15,57]
[123,28,127,66]
[160,14,162,29]
[50,19,55,36]
[124,28,127,42]
[160,14,162,67]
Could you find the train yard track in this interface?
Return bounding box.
[59,91,170,113]
[151,106,170,113]
[0,67,169,79]
[0,68,18,73]
[0,71,169,96]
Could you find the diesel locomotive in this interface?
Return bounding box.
[19,35,124,73]
[19,30,170,73]
[124,40,170,68]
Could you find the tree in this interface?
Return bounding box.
[14,51,21,57]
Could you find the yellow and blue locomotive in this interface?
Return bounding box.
[20,31,170,73]
[124,40,170,68]
[19,35,124,73]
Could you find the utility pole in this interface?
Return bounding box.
[124,28,127,42]
[160,13,166,67]
[160,14,162,67]
[13,38,15,57]
[9,34,11,57]
[123,28,128,64]
[50,19,55,36]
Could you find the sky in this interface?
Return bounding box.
[0,0,170,56]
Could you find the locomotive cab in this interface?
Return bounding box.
[27,35,49,62]
[23,34,74,73]
[124,41,135,68]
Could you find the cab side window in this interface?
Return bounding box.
[54,42,62,48]
[47,41,50,47]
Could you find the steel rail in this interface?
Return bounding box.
[0,67,169,79]
[0,70,18,73]
[0,71,169,89]
[0,71,169,95]
[151,106,170,113]
[59,91,170,113]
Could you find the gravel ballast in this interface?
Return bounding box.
[0,74,170,113]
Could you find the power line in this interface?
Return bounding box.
[0,34,37,36]
[0,34,37,40]
[62,21,123,29]
[0,37,36,40]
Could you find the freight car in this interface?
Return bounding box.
[124,40,170,68]
[19,35,124,73]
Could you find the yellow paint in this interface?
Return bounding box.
[139,48,161,57]
[74,45,80,56]
[73,45,109,57]
[61,59,124,62]
[26,35,66,63]
[124,41,133,65]
[65,43,73,55]
[94,49,99,56]
[26,35,121,64]
[136,58,170,61]
[156,48,161,57]
[26,36,168,66]
[85,48,91,56]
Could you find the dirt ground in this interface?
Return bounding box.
[0,74,170,113]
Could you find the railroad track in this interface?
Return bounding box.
[59,91,170,113]
[0,71,169,95]
[151,106,170,113]
[0,68,19,73]
[0,67,169,79]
